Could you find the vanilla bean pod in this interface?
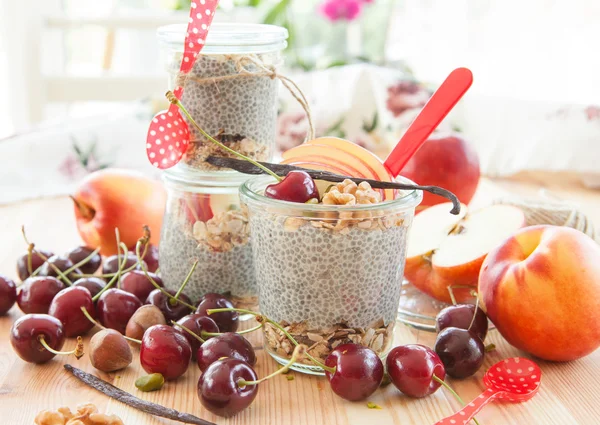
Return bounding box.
[206,156,461,215]
[64,364,215,425]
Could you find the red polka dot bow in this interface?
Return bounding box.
[146,0,219,169]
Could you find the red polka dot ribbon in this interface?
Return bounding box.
[146,0,219,169]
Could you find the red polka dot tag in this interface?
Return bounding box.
[146,0,219,169]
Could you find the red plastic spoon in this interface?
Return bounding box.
[383,67,473,177]
[435,357,542,425]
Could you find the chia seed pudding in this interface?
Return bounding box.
[157,23,288,172]
[240,176,422,374]
[159,168,257,309]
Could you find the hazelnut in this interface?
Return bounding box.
[89,329,132,372]
[125,304,166,340]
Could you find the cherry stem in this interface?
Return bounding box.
[170,260,198,306]
[432,375,481,425]
[134,241,196,311]
[447,285,477,306]
[467,295,481,333]
[63,247,101,277]
[27,243,34,275]
[38,335,85,359]
[91,243,129,302]
[166,91,282,182]
[115,228,123,289]
[172,321,205,343]
[81,307,142,344]
[238,344,306,387]
[202,323,263,338]
[206,307,336,374]
[21,226,74,285]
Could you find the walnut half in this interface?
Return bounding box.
[35,404,124,425]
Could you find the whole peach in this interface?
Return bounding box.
[479,225,600,361]
[72,169,166,256]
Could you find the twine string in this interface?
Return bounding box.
[176,54,314,142]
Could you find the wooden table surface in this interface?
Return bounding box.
[1,175,599,425]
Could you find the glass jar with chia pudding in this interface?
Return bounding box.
[157,23,288,172]
[240,176,422,374]
[159,167,257,310]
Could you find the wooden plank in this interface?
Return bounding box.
[0,178,599,424]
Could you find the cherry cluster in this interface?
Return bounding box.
[2,231,491,420]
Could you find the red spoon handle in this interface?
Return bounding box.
[435,388,500,425]
[383,67,473,177]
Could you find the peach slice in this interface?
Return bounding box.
[283,144,374,179]
[305,137,395,200]
[280,158,365,178]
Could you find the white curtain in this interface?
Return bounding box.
[388,0,600,103]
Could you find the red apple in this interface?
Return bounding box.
[404,203,525,303]
[72,169,166,256]
[479,225,600,361]
[401,133,480,209]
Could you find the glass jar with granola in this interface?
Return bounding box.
[240,176,422,374]
[159,167,256,309]
[157,23,288,172]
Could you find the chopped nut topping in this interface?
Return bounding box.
[35,404,124,425]
[192,209,249,252]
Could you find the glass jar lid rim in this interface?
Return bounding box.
[163,165,251,187]
[157,23,288,48]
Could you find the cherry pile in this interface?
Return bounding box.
[3,231,491,421]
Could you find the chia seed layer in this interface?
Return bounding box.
[168,53,279,170]
[250,217,410,330]
[159,200,257,306]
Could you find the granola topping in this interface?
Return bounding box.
[192,209,250,253]
[264,320,394,365]
[184,135,269,171]
[35,404,124,425]
[282,179,404,233]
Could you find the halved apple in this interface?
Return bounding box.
[405,203,526,303]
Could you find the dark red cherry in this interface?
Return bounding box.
[198,358,258,418]
[386,344,446,398]
[434,327,485,379]
[16,249,54,281]
[140,324,191,380]
[66,246,102,275]
[17,276,65,314]
[324,343,384,401]
[38,255,82,282]
[48,286,96,337]
[196,293,239,333]
[176,314,219,358]
[146,289,192,322]
[10,314,65,363]
[72,277,106,299]
[96,288,142,334]
[197,332,256,372]
[436,304,488,342]
[122,271,163,302]
[102,253,144,275]
[265,170,319,203]
[132,244,159,273]
[0,275,17,315]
